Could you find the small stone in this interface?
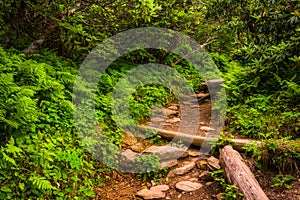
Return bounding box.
[188,149,201,157]
[168,105,178,111]
[136,185,169,199]
[122,131,138,146]
[173,161,195,175]
[207,156,221,170]
[151,185,169,192]
[199,171,214,181]
[136,188,166,199]
[159,159,178,169]
[150,117,165,123]
[120,149,138,163]
[175,181,203,192]
[131,143,145,153]
[200,126,216,131]
[196,160,208,170]
[166,117,181,123]
[164,109,178,116]
[142,145,186,161]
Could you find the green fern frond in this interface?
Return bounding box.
[29,175,57,190]
[2,152,16,166]
[5,137,22,154]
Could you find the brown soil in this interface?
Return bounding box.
[94,98,300,200]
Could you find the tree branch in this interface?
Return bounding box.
[172,36,217,66]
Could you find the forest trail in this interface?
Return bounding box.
[94,95,300,200]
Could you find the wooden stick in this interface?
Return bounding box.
[220,146,269,200]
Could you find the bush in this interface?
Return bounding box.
[0,48,103,199]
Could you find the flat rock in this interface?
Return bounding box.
[122,131,138,146]
[131,143,145,153]
[200,126,216,131]
[159,159,178,169]
[168,105,178,111]
[164,108,178,116]
[142,145,186,161]
[120,149,138,164]
[175,181,203,192]
[207,156,221,170]
[137,185,169,199]
[150,117,165,123]
[151,185,169,192]
[136,188,166,199]
[166,117,181,123]
[188,149,201,157]
[173,161,195,175]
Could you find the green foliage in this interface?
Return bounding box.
[135,153,169,182]
[211,48,300,170]
[0,48,76,143]
[242,139,300,171]
[0,48,102,199]
[211,169,244,200]
[135,154,161,173]
[225,95,300,139]
[0,133,99,199]
[271,174,296,189]
[93,49,204,146]
[0,0,299,198]
[1,0,211,58]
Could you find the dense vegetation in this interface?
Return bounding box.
[0,0,299,199]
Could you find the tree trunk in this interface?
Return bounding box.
[140,126,300,153]
[220,146,269,200]
[22,21,58,56]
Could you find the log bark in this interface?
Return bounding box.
[220,146,269,200]
[140,126,300,153]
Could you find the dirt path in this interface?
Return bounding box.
[94,97,300,200]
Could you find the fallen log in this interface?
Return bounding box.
[220,146,269,200]
[140,126,300,153]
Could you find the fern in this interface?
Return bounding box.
[29,175,57,190]
[5,137,22,154]
[1,152,16,166]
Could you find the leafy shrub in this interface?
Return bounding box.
[272,174,296,189]
[0,132,100,199]
[0,48,103,199]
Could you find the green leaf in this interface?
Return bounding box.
[1,186,12,193]
[2,152,16,166]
